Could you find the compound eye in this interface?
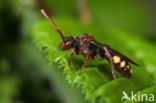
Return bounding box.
[60,42,65,48]
[66,40,72,46]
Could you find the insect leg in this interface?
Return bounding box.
[103,46,119,84]
[69,48,77,72]
[91,55,95,60]
[78,52,92,76]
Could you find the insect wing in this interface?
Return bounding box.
[107,46,139,66]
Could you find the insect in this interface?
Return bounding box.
[41,9,139,83]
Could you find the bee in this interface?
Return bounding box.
[41,9,139,83]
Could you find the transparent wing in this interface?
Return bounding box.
[89,40,139,66]
[107,46,139,66]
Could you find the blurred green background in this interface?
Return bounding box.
[0,0,156,103]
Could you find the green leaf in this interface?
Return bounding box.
[31,17,156,103]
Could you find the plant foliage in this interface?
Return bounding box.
[31,17,156,103]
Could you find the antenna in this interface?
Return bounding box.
[41,9,65,41]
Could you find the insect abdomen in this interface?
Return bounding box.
[113,55,132,78]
